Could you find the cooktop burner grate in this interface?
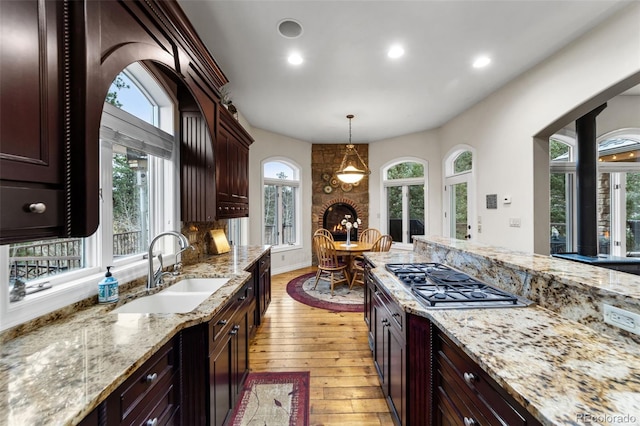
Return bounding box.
[385,262,531,309]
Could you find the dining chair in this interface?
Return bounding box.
[313,228,334,240]
[350,234,393,289]
[358,228,381,244]
[313,234,350,295]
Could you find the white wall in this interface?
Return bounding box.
[247,127,313,274]
[438,3,640,252]
[369,130,442,237]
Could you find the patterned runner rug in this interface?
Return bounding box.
[285,272,364,312]
[228,371,310,426]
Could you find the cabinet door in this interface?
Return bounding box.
[372,293,388,386]
[215,126,232,202]
[209,332,233,426]
[388,324,406,425]
[0,0,66,243]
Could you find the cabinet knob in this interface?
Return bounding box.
[463,417,477,426]
[463,372,478,385]
[146,418,159,426]
[28,203,47,214]
[145,373,158,383]
[239,296,246,301]
[218,319,228,326]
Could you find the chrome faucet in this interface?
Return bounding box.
[147,231,192,289]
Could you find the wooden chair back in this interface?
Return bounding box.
[359,228,381,244]
[313,234,342,270]
[314,228,334,241]
[371,234,393,252]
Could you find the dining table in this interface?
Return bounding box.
[333,241,373,284]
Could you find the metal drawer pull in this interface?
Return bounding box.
[145,373,158,383]
[146,418,158,426]
[463,372,478,385]
[463,417,477,426]
[218,319,228,325]
[29,203,46,214]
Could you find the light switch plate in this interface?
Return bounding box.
[603,304,640,336]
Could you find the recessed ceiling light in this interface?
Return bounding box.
[473,56,491,68]
[278,19,303,39]
[388,45,405,59]
[288,53,303,65]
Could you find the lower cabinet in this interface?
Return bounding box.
[365,267,539,426]
[105,337,181,426]
[252,250,271,328]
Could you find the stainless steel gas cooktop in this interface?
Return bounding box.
[385,263,533,309]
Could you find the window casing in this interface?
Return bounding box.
[443,147,475,240]
[382,159,428,244]
[1,64,178,331]
[262,159,301,248]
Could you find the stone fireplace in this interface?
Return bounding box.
[311,144,369,241]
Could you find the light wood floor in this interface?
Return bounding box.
[250,266,394,425]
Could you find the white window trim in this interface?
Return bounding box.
[261,157,302,248]
[380,157,428,246]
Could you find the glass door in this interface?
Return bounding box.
[449,182,470,239]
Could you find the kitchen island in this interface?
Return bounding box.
[0,245,270,426]
[364,238,640,426]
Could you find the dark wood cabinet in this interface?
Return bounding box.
[370,273,406,425]
[105,337,181,426]
[215,104,253,219]
[208,281,252,426]
[435,332,541,426]
[257,251,272,325]
[1,0,248,243]
[0,0,66,244]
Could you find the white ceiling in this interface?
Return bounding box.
[178,0,629,143]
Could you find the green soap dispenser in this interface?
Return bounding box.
[98,266,119,303]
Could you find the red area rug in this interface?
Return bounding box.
[285,272,364,313]
[228,371,310,426]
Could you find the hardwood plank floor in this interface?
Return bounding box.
[250,267,394,425]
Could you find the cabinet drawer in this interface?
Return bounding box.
[117,340,178,424]
[209,303,236,353]
[373,281,403,331]
[127,372,180,426]
[437,334,533,426]
[258,253,270,274]
[0,186,63,234]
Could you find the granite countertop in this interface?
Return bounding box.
[365,250,640,426]
[0,245,270,426]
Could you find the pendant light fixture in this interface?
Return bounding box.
[336,114,370,184]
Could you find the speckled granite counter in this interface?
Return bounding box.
[0,245,269,426]
[365,249,640,426]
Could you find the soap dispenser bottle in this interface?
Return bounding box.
[98,266,119,303]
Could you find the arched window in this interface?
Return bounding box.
[263,159,301,247]
[382,159,427,244]
[549,129,640,256]
[443,147,475,240]
[3,63,178,329]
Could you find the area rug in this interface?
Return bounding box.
[228,371,310,426]
[286,272,364,312]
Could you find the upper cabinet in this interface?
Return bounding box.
[0,0,65,244]
[1,0,249,243]
[215,104,253,219]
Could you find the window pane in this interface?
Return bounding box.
[9,239,84,301]
[627,172,640,256]
[451,182,468,239]
[264,161,296,180]
[106,73,155,126]
[597,172,611,255]
[387,186,403,242]
[387,162,424,179]
[264,184,278,245]
[408,185,425,242]
[550,172,568,253]
[598,138,640,163]
[282,186,296,245]
[112,145,149,257]
[453,151,472,173]
[550,139,570,162]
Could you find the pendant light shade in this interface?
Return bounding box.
[336,114,370,183]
